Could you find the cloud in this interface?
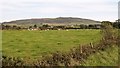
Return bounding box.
[36,7,65,13]
[0,0,119,22]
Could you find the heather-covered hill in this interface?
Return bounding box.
[3,17,101,25]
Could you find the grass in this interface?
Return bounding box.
[81,45,118,66]
[0,30,2,58]
[2,29,101,60]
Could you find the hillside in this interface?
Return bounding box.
[3,17,101,25]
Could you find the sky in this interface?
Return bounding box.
[0,0,119,22]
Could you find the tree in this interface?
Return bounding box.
[42,24,49,28]
[101,21,118,45]
[12,25,17,29]
[113,20,120,29]
[33,24,37,28]
[29,26,32,29]
[5,25,11,30]
[88,25,95,29]
[1,23,5,30]
[101,21,112,28]
[80,24,87,29]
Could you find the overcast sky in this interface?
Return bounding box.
[0,0,119,22]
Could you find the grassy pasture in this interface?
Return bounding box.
[2,29,101,60]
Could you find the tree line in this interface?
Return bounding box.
[1,21,120,30]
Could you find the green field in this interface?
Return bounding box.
[0,31,2,57]
[2,29,101,59]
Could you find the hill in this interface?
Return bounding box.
[3,17,101,25]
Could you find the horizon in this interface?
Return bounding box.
[0,17,118,23]
[0,0,119,22]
